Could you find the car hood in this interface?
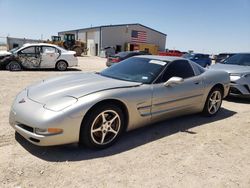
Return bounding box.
[27,72,141,104]
[0,51,11,57]
[210,63,250,74]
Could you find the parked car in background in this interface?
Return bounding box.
[100,46,116,58]
[10,55,230,149]
[210,53,250,97]
[215,53,236,63]
[0,43,78,71]
[158,50,183,57]
[106,51,151,67]
[183,53,211,67]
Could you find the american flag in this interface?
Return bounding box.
[131,30,147,43]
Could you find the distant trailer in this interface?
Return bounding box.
[7,37,42,50]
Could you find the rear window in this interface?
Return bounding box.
[115,52,131,58]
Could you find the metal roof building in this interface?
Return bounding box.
[58,23,166,56]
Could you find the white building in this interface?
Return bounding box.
[58,23,166,56]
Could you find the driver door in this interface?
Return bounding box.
[40,46,60,68]
[151,60,205,122]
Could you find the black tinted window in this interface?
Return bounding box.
[240,55,250,66]
[116,52,130,58]
[223,54,245,65]
[101,57,167,84]
[160,60,195,82]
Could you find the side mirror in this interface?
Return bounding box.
[164,77,184,87]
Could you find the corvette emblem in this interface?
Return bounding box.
[19,98,26,103]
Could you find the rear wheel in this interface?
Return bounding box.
[203,87,223,116]
[79,104,125,149]
[7,61,22,71]
[56,61,68,71]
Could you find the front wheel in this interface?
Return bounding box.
[79,104,125,149]
[7,61,22,71]
[203,87,223,116]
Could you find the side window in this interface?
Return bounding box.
[42,46,56,53]
[160,60,195,83]
[240,55,250,66]
[191,61,205,75]
[20,47,35,54]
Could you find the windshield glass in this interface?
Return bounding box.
[223,54,250,66]
[100,57,167,84]
[182,53,195,59]
[10,47,20,53]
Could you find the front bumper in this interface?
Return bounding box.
[229,83,250,97]
[229,76,250,97]
[9,90,82,146]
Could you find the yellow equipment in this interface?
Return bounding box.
[48,34,87,56]
[125,43,159,55]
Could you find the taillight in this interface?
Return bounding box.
[111,58,120,63]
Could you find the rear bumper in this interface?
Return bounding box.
[68,58,78,67]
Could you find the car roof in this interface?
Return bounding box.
[22,43,57,48]
[135,55,186,62]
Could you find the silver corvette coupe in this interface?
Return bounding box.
[9,56,230,149]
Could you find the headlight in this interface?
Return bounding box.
[243,74,250,78]
[230,73,250,80]
[230,73,242,81]
[35,128,63,135]
[44,96,78,111]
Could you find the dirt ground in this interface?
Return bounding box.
[0,57,249,188]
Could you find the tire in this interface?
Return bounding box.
[202,87,223,116]
[7,61,22,71]
[79,104,125,149]
[56,61,68,71]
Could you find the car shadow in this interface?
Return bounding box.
[225,96,250,104]
[24,68,82,72]
[1,68,82,72]
[15,108,236,162]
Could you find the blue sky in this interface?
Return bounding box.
[0,0,249,53]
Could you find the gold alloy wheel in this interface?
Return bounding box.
[208,90,222,114]
[90,110,121,145]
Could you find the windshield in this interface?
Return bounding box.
[223,54,250,66]
[182,53,195,59]
[10,47,20,53]
[100,57,167,84]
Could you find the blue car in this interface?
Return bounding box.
[183,53,211,67]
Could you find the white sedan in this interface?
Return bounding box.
[0,43,78,71]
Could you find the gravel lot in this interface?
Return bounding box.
[0,57,249,188]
